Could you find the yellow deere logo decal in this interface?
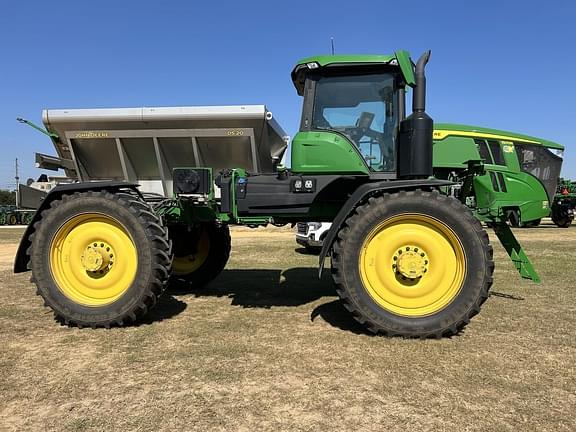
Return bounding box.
[503,145,514,153]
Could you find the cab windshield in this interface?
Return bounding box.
[312,73,398,172]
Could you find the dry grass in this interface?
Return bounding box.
[0,222,574,431]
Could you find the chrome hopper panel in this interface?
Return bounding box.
[43,105,289,197]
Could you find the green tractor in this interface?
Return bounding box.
[551,179,575,227]
[432,124,564,228]
[14,51,540,337]
[2,205,19,225]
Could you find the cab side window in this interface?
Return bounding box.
[474,138,506,166]
[474,139,493,164]
[487,140,505,165]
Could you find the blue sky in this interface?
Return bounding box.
[0,0,574,188]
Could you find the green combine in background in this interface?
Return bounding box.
[432,124,564,227]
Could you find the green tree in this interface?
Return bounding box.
[0,190,16,205]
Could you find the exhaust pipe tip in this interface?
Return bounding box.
[415,50,431,77]
[413,50,431,113]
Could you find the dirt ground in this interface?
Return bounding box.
[0,222,574,431]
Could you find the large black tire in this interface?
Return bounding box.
[169,222,231,289]
[507,210,520,228]
[331,189,494,338]
[28,191,172,328]
[552,214,573,228]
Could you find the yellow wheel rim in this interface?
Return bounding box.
[172,229,210,275]
[359,214,466,317]
[50,213,138,306]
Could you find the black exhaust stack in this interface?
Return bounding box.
[398,50,433,179]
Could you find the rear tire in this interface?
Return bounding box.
[29,190,172,328]
[170,223,231,289]
[331,189,494,338]
[552,211,573,228]
[553,217,572,228]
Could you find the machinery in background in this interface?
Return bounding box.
[551,179,575,227]
[432,124,563,227]
[0,205,34,225]
[297,124,566,248]
[296,222,331,252]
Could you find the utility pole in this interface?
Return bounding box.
[15,158,19,209]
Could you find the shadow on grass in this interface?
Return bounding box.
[170,267,334,308]
[490,291,525,301]
[310,300,372,335]
[168,267,374,335]
[138,294,187,324]
[294,247,321,256]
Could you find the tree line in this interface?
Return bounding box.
[0,190,16,205]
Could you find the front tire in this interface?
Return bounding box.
[29,191,172,328]
[331,190,493,338]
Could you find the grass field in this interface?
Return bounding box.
[0,223,575,431]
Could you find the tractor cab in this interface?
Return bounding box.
[290,52,432,179]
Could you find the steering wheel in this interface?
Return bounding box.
[338,112,375,143]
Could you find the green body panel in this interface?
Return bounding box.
[291,131,370,175]
[433,135,479,169]
[473,171,549,221]
[393,50,416,86]
[432,124,562,224]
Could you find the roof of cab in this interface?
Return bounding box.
[291,53,408,95]
[295,54,395,67]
